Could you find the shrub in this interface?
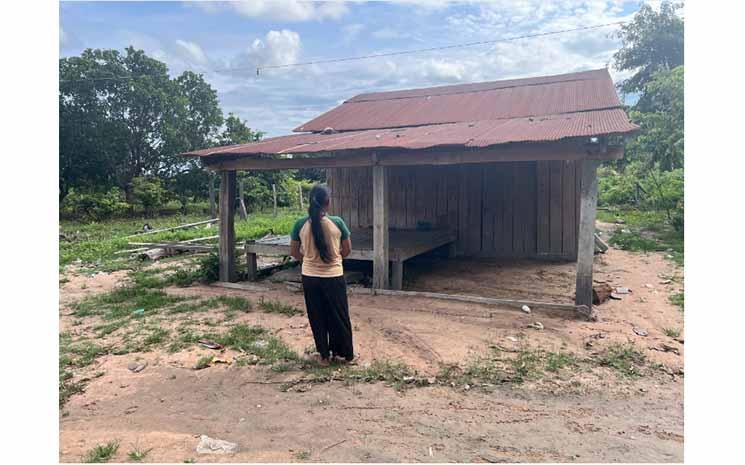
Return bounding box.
[196,253,220,283]
[130,177,165,214]
[61,188,130,221]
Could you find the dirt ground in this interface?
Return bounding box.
[59,232,684,462]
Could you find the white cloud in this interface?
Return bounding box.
[371,27,410,40]
[200,1,349,22]
[60,26,67,47]
[229,29,302,75]
[174,40,209,66]
[341,23,365,43]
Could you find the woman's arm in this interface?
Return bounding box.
[290,240,303,261]
[340,238,352,258]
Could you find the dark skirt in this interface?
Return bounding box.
[301,275,354,360]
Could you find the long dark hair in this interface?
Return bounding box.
[308,184,332,263]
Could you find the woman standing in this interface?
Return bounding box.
[290,184,354,365]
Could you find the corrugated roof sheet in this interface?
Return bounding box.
[295,68,621,132]
[187,109,637,157]
[184,68,638,159]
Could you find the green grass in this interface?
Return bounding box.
[194,355,214,370]
[82,440,119,463]
[545,352,577,372]
[597,343,646,378]
[597,208,683,265]
[294,450,311,460]
[663,327,681,338]
[212,324,299,365]
[60,210,304,271]
[206,295,253,313]
[127,445,152,462]
[258,297,303,316]
[669,292,684,310]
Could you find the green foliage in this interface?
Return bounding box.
[613,1,684,96]
[129,177,165,214]
[207,295,253,313]
[597,343,646,378]
[82,440,120,463]
[194,355,214,370]
[196,253,220,283]
[669,292,684,310]
[258,297,303,316]
[208,324,299,364]
[218,113,264,145]
[127,445,152,462]
[61,188,130,221]
[663,327,681,338]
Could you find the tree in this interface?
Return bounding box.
[59,47,224,202]
[218,113,264,145]
[613,1,683,99]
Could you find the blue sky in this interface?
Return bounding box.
[60,1,652,137]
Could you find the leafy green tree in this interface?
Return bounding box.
[59,47,224,203]
[218,113,265,145]
[613,1,684,99]
[130,176,165,214]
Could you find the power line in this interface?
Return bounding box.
[60,20,626,83]
[255,20,626,75]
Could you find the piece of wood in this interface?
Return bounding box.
[127,242,215,252]
[369,288,581,313]
[548,160,563,256]
[391,260,404,291]
[124,218,218,238]
[245,242,258,281]
[562,160,577,258]
[238,178,248,220]
[219,170,237,282]
[536,161,551,255]
[209,176,217,218]
[372,164,389,289]
[272,183,277,216]
[204,142,623,171]
[592,282,613,305]
[298,184,304,210]
[210,281,268,292]
[575,160,600,308]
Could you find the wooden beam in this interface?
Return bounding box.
[202,142,622,171]
[208,175,217,218]
[372,164,389,289]
[575,160,600,309]
[124,218,218,238]
[245,242,258,281]
[238,178,248,220]
[219,170,237,282]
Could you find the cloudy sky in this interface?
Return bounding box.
[60,1,654,137]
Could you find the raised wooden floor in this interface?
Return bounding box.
[244,228,456,289]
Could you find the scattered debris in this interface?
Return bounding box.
[643,284,654,289]
[520,305,531,314]
[132,308,145,317]
[615,287,632,294]
[128,361,147,373]
[196,435,239,454]
[594,233,609,254]
[659,279,672,285]
[124,405,138,415]
[633,327,649,337]
[198,340,223,350]
[506,336,519,343]
[652,344,680,355]
[609,293,623,300]
[527,321,544,330]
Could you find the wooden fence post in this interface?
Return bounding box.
[272,183,277,216]
[575,160,600,308]
[208,175,216,218]
[238,178,248,220]
[372,163,389,289]
[219,171,237,282]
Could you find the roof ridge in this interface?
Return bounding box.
[346,68,610,103]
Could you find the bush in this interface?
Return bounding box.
[130,177,165,214]
[60,188,130,221]
[195,253,220,283]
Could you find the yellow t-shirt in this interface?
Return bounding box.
[291,215,350,277]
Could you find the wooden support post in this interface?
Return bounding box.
[272,183,277,216]
[245,241,258,281]
[391,260,403,291]
[372,164,389,289]
[238,178,248,220]
[219,171,237,282]
[208,175,216,218]
[575,160,601,309]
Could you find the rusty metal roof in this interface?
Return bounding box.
[295,68,622,132]
[187,109,637,157]
[184,68,637,159]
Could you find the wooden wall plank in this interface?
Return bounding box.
[548,161,563,256]
[466,165,483,255]
[500,164,514,256]
[481,164,497,257]
[561,160,577,258]
[536,161,551,255]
